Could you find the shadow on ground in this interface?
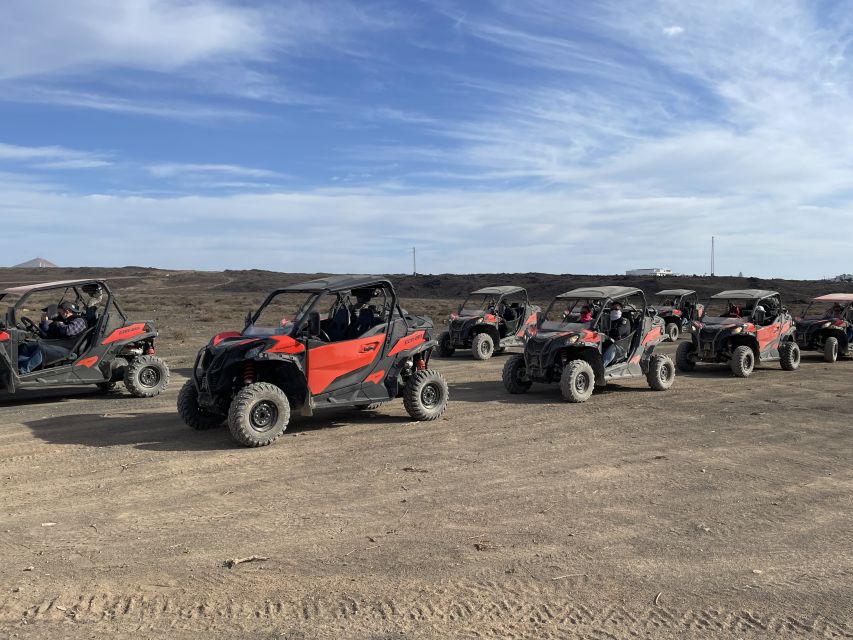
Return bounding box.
[23,405,411,451]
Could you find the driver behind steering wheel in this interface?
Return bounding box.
[18,301,86,374]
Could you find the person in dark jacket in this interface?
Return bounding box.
[603,302,631,366]
[18,301,87,374]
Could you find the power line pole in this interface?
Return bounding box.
[711,236,715,276]
[412,247,417,276]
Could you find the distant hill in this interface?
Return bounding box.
[11,257,58,268]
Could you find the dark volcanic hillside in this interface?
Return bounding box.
[1,266,850,306]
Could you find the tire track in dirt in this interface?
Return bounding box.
[4,582,852,638]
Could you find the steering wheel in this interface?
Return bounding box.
[19,316,44,337]
[314,329,331,342]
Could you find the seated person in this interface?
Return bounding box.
[81,283,105,308]
[751,304,767,324]
[824,303,843,319]
[18,301,87,374]
[725,303,742,318]
[579,305,592,323]
[603,302,631,366]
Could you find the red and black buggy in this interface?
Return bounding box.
[652,289,702,342]
[795,293,853,362]
[502,286,674,402]
[179,276,449,447]
[0,279,169,397]
[676,289,800,377]
[438,286,539,360]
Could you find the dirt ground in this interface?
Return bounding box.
[0,272,852,639]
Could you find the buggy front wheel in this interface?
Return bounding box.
[646,354,675,391]
[559,360,595,403]
[124,355,170,397]
[403,369,449,421]
[228,382,291,447]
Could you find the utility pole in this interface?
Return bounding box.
[412,247,417,276]
[711,236,715,276]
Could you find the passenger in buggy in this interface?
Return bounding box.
[18,301,87,374]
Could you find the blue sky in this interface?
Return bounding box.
[1,0,852,278]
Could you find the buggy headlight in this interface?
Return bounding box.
[475,318,483,324]
[821,321,831,328]
[732,326,743,334]
[567,335,579,344]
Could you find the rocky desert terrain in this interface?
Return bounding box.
[0,267,851,639]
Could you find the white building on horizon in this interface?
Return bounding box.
[626,268,673,277]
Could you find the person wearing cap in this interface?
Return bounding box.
[18,301,87,374]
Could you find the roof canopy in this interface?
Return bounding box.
[813,293,853,303]
[470,285,526,296]
[655,289,695,296]
[556,285,643,300]
[278,275,392,293]
[711,289,779,299]
[1,279,105,296]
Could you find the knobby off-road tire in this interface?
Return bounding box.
[177,379,225,430]
[403,369,449,421]
[559,359,595,403]
[471,333,494,360]
[780,341,801,371]
[646,354,676,391]
[676,341,697,372]
[228,382,291,447]
[730,345,755,378]
[502,354,532,394]
[437,331,455,357]
[666,322,680,342]
[123,355,170,398]
[824,337,839,363]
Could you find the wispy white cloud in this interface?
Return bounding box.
[0,142,111,169]
[146,163,283,179]
[0,0,403,118]
[2,86,262,121]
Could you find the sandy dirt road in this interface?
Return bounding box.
[0,339,851,639]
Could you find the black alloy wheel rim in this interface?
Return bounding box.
[139,366,161,388]
[575,371,590,392]
[421,383,441,408]
[250,401,278,432]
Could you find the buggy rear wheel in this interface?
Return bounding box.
[403,369,449,421]
[437,331,455,357]
[178,379,225,430]
[471,333,494,360]
[780,342,800,371]
[502,354,532,394]
[824,337,839,363]
[228,382,291,447]
[676,342,697,372]
[665,322,680,342]
[730,345,754,378]
[559,360,595,403]
[123,355,170,398]
[646,354,675,391]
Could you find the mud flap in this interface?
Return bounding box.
[300,394,314,417]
